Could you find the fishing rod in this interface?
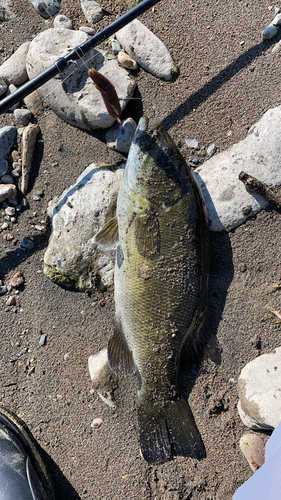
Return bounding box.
[0,0,162,114]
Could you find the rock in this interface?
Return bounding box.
[39,334,46,346]
[261,25,279,40]
[91,417,103,429]
[53,14,73,29]
[4,206,15,216]
[88,348,118,408]
[26,28,135,130]
[1,174,13,184]
[6,84,20,111]
[0,285,8,294]
[13,108,32,126]
[117,50,138,70]
[1,222,9,229]
[79,25,95,35]
[21,124,40,194]
[272,39,281,54]
[0,42,30,86]
[193,105,281,231]
[44,163,124,292]
[0,159,8,177]
[6,295,16,306]
[185,138,200,149]
[105,118,137,153]
[240,434,265,472]
[238,346,281,430]
[0,77,8,97]
[9,271,25,288]
[20,237,35,250]
[207,143,217,157]
[0,184,17,205]
[0,126,17,160]
[0,0,13,21]
[116,19,179,81]
[111,40,122,54]
[270,13,281,26]
[63,353,70,361]
[81,0,104,24]
[24,91,44,115]
[28,0,61,19]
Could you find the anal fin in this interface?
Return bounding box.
[108,321,135,375]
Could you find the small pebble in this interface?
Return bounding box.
[10,217,16,223]
[185,138,200,149]
[9,271,25,288]
[240,433,265,472]
[6,295,16,306]
[117,50,138,69]
[37,190,44,197]
[238,262,247,272]
[64,353,70,361]
[39,334,46,346]
[261,25,279,40]
[0,285,8,295]
[1,222,9,230]
[242,205,252,216]
[91,417,103,429]
[52,162,59,167]
[20,237,35,250]
[207,143,217,157]
[33,195,41,201]
[5,207,16,216]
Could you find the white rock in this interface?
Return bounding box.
[79,26,95,35]
[28,0,61,19]
[0,184,17,205]
[116,19,179,81]
[53,14,73,29]
[261,25,279,40]
[117,50,137,69]
[44,163,124,292]
[13,109,32,126]
[106,118,137,153]
[270,13,281,26]
[81,0,104,24]
[240,434,265,472]
[0,42,30,86]
[238,346,281,430]
[193,106,281,231]
[0,126,17,160]
[88,348,108,381]
[0,77,8,97]
[91,417,103,429]
[26,28,135,130]
[185,138,200,149]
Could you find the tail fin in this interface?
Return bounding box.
[138,396,205,464]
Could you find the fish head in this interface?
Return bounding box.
[123,117,189,211]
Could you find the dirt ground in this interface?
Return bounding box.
[1,0,281,498]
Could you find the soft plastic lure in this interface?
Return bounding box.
[88,68,122,123]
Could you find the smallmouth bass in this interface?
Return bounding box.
[95,117,209,464]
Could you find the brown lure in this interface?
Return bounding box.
[88,68,122,124]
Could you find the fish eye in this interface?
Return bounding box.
[162,144,172,155]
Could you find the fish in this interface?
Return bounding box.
[88,68,122,123]
[94,117,210,464]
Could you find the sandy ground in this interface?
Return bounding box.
[1,0,281,498]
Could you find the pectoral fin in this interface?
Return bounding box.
[94,217,119,250]
[134,213,160,258]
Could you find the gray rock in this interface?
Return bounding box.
[193,105,281,231]
[53,14,73,29]
[0,77,8,97]
[238,346,281,430]
[185,138,199,149]
[1,174,13,184]
[105,118,137,153]
[26,28,135,130]
[0,285,8,295]
[0,126,17,160]
[20,237,35,250]
[0,184,17,205]
[39,334,46,346]
[44,163,124,292]
[28,0,61,19]
[0,159,8,177]
[116,19,179,81]
[0,0,13,21]
[261,25,279,40]
[81,0,104,24]
[79,26,95,35]
[207,143,217,157]
[13,109,32,126]
[0,42,30,85]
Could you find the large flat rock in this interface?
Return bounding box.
[26,28,135,130]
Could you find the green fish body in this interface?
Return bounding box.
[95,117,209,464]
